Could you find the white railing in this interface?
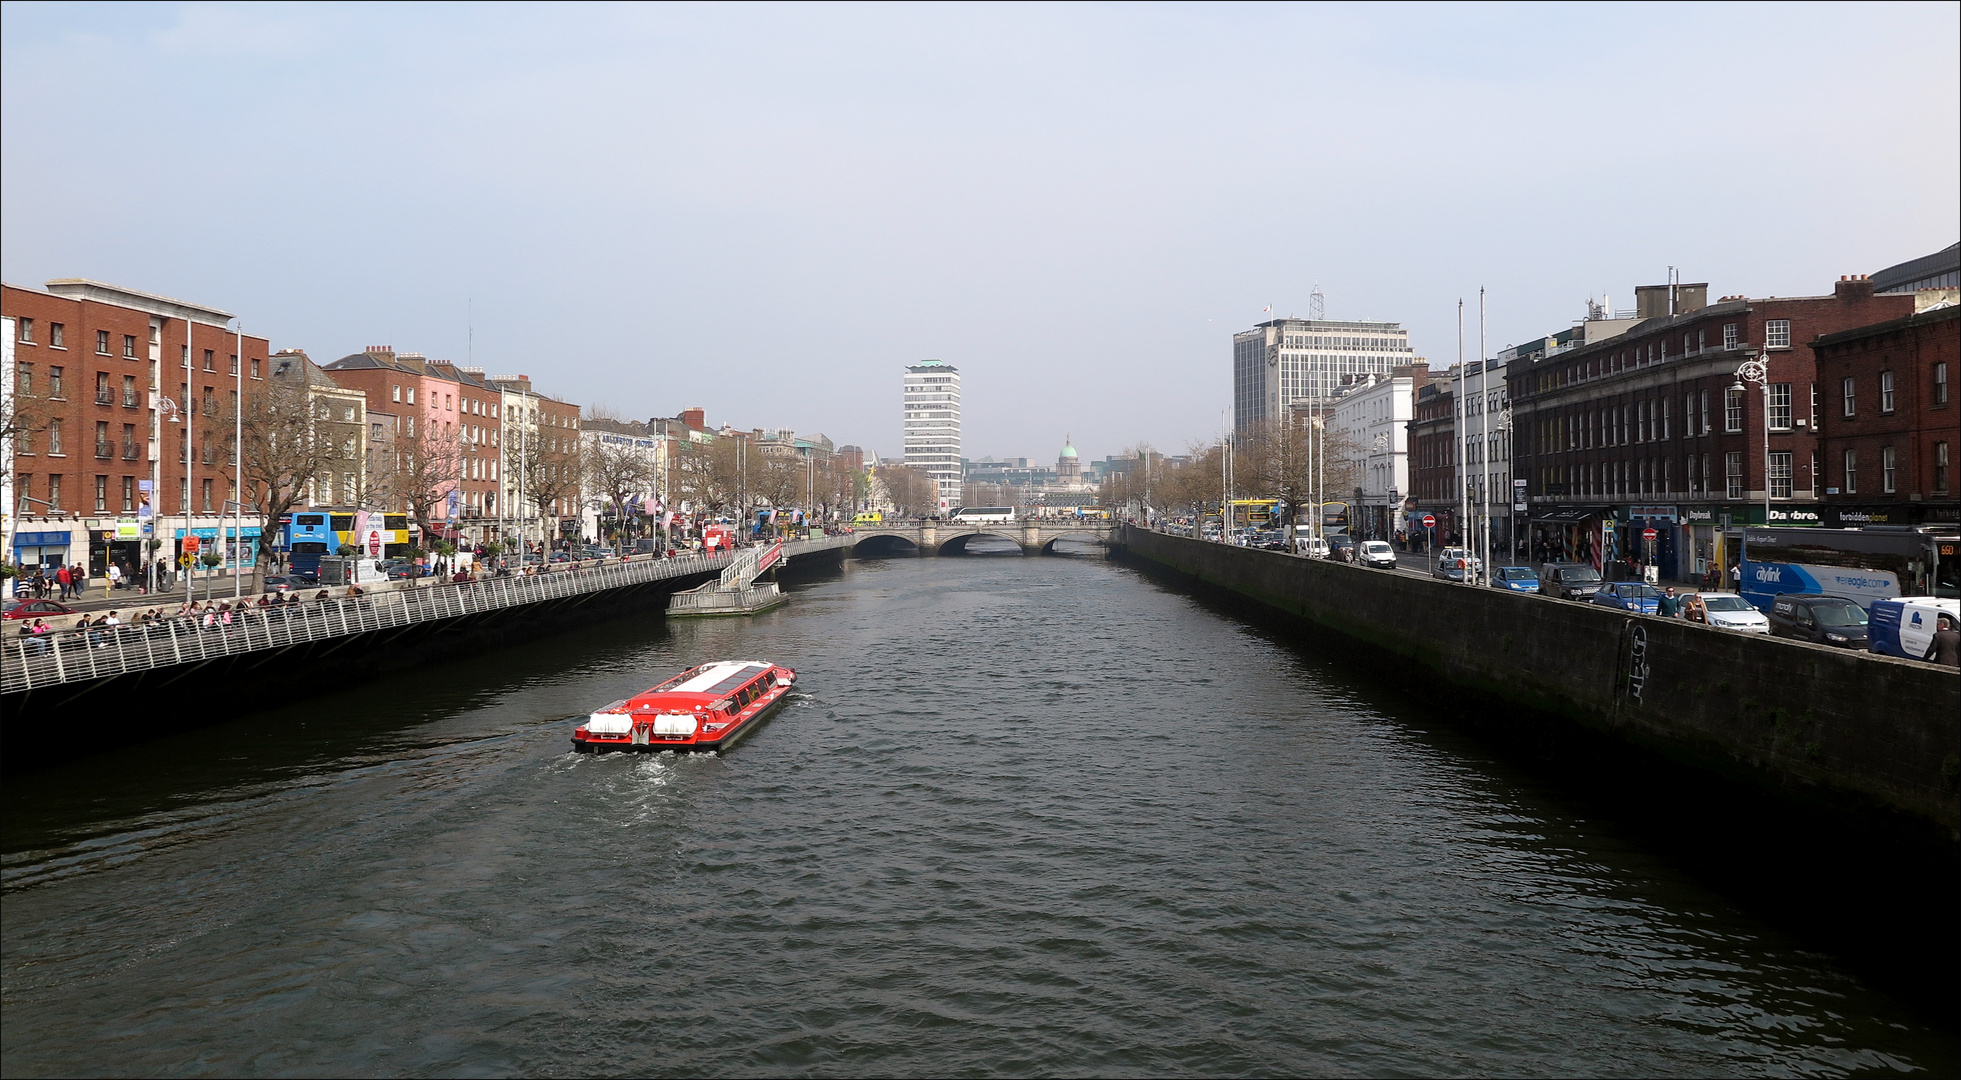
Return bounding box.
[667,582,782,613]
[2,535,852,694]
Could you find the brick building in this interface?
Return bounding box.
[1507,274,1914,579]
[1808,299,1960,529]
[5,279,270,590]
[1408,379,1456,547]
[324,349,504,545]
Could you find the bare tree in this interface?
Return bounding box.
[238,375,347,572]
[585,436,658,536]
[672,436,740,517]
[874,464,935,518]
[514,427,584,530]
[389,417,464,546]
[1235,417,1363,541]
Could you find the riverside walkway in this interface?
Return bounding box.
[2,534,855,696]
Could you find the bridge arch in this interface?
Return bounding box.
[850,532,924,558]
[1038,531,1109,555]
[935,530,1027,556]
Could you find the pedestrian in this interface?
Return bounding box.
[1729,563,1741,590]
[107,562,123,592]
[1657,587,1681,618]
[55,564,70,600]
[1924,613,1961,668]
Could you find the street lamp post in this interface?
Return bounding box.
[1731,357,1772,526]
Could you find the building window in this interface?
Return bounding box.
[1843,449,1857,494]
[94,420,111,458]
[15,476,29,512]
[1879,370,1895,414]
[1937,442,1950,493]
[251,357,261,379]
[180,478,189,512]
[48,366,63,399]
[1720,323,1736,351]
[1687,454,1698,494]
[16,318,33,343]
[124,374,138,407]
[1766,319,1791,348]
[228,353,238,375]
[47,474,61,510]
[1726,451,1744,499]
[1725,389,1744,433]
[1936,362,1949,406]
[1769,451,1793,498]
[14,362,29,396]
[1841,376,1857,417]
[48,418,62,455]
[1881,446,1896,493]
[123,334,137,358]
[121,475,135,512]
[203,349,215,371]
[392,385,401,402]
[406,388,415,405]
[1810,383,1819,428]
[202,478,214,513]
[95,474,108,512]
[50,322,63,348]
[1699,389,1710,435]
[97,330,111,354]
[1810,450,1820,496]
[1768,383,1792,430]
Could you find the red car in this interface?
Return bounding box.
[4,599,77,620]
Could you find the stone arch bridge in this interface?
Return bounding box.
[847,520,1115,557]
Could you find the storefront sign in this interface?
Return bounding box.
[1628,505,1678,522]
[13,531,71,548]
[1765,506,1822,527]
[114,520,142,540]
[1684,507,1716,524]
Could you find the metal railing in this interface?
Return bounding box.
[667,581,781,613]
[2,535,855,694]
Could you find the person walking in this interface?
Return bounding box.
[70,564,88,599]
[54,564,70,601]
[107,562,123,592]
[1657,587,1681,619]
[1924,613,1961,668]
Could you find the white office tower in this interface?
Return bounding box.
[1233,318,1415,431]
[903,359,962,509]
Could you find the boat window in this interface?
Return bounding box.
[704,664,771,696]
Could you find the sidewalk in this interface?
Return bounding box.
[9,572,265,614]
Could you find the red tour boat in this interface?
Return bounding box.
[573,660,797,752]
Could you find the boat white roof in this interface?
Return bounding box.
[670,661,773,695]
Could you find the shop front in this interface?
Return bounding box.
[9,530,74,596]
[1819,503,1961,529]
[1621,505,1681,582]
[173,525,263,575]
[1527,506,1609,568]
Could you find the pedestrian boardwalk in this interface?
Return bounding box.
[2,535,853,695]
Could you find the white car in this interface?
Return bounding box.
[1357,540,1398,569]
[1296,536,1331,558]
[1686,592,1771,633]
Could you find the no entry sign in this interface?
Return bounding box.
[1643,527,1658,542]
[1421,514,1436,529]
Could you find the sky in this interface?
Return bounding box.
[3,2,1957,464]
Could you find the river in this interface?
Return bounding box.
[2,550,1954,1077]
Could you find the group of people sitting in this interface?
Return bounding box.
[14,588,357,653]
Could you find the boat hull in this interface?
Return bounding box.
[573,671,795,754]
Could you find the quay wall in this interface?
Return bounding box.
[1113,526,1961,831]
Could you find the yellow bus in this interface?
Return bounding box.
[1230,498,1280,525]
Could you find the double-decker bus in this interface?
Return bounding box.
[1229,498,1280,526]
[1732,526,1959,611]
[281,510,412,573]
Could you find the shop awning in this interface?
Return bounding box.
[1530,506,1608,523]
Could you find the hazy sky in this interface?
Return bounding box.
[4,3,1956,462]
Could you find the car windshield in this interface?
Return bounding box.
[1562,568,1601,583]
[1703,596,1754,611]
[1362,542,1391,553]
[1621,585,1663,599]
[1812,603,1868,627]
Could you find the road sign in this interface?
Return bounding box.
[1643,527,1658,542]
[1421,514,1436,529]
[367,530,383,557]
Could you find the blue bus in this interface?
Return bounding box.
[1734,526,1958,612]
[281,511,411,574]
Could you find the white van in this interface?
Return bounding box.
[1868,597,1960,660]
[1296,536,1330,558]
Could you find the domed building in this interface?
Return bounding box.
[1057,436,1082,486]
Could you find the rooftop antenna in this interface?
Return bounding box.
[1309,282,1325,322]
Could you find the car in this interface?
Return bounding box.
[1684,592,1771,634]
[1489,566,1539,592]
[1327,534,1358,563]
[1433,546,1483,582]
[549,551,572,563]
[1296,536,1331,558]
[385,563,420,581]
[1357,540,1398,569]
[1766,593,1871,649]
[1591,581,1663,615]
[4,599,76,620]
[1538,563,1604,601]
[262,574,320,594]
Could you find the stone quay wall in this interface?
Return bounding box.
[1114,525,1961,831]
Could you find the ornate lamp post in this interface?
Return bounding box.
[1730,357,1772,525]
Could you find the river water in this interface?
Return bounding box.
[3,551,1954,1077]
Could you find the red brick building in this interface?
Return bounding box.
[1808,300,1960,529]
[6,279,269,588]
[1507,274,1914,578]
[1407,379,1457,547]
[324,349,505,543]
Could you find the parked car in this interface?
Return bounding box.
[1489,566,1539,592]
[1767,594,1870,649]
[548,551,572,564]
[1433,546,1483,581]
[385,563,420,581]
[1866,597,1960,660]
[1538,563,1604,601]
[1357,540,1398,569]
[262,574,320,594]
[1591,581,1662,615]
[4,599,76,620]
[1684,591,1771,633]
